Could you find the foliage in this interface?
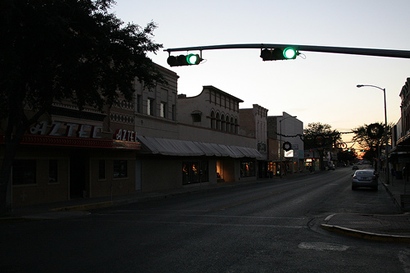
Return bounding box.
[0,0,165,213]
[303,122,341,149]
[303,122,342,171]
[351,122,392,150]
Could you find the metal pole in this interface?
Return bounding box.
[279,121,282,178]
[279,115,297,178]
[383,88,390,184]
[165,43,410,59]
[357,84,389,184]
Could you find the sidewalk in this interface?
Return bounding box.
[321,173,410,243]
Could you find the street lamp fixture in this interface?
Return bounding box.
[356,84,389,184]
[279,115,297,178]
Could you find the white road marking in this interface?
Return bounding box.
[298,242,349,251]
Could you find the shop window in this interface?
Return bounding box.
[240,160,255,177]
[113,160,127,178]
[49,160,58,183]
[182,161,209,185]
[13,160,36,185]
[99,160,106,180]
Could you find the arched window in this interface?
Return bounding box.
[221,114,225,131]
[230,117,234,133]
[216,112,221,130]
[210,111,215,129]
[226,116,230,133]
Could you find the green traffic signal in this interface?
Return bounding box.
[283,47,297,59]
[167,54,202,67]
[260,47,298,61]
[186,54,201,65]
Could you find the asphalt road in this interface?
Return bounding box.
[2,167,410,273]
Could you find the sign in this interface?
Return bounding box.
[114,129,137,142]
[30,121,102,138]
[284,150,294,158]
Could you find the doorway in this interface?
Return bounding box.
[70,152,87,198]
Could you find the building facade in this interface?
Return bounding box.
[239,104,269,178]
[391,78,410,179]
[267,112,304,175]
[2,64,287,208]
[2,97,140,207]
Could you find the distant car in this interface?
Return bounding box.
[352,165,359,170]
[352,169,378,191]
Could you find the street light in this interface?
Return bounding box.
[279,115,297,178]
[356,84,389,184]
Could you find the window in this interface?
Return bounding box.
[160,102,166,118]
[240,160,255,177]
[172,105,176,121]
[182,161,209,185]
[99,160,106,180]
[147,98,154,116]
[113,160,127,178]
[210,111,216,129]
[216,112,221,130]
[13,160,36,185]
[49,160,58,183]
[136,95,142,113]
[221,114,225,131]
[191,111,202,122]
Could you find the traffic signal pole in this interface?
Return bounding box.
[165,43,410,59]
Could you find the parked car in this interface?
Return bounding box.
[352,169,378,191]
[352,165,359,170]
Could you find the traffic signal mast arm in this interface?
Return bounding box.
[164,43,410,59]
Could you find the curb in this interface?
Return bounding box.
[51,201,115,212]
[320,223,410,243]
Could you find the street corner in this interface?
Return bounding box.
[320,213,410,243]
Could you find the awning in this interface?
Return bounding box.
[137,136,263,159]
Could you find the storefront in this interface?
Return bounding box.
[137,136,262,188]
[2,119,141,207]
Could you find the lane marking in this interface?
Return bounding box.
[298,242,349,251]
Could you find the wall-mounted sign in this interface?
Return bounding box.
[284,150,294,158]
[114,129,137,142]
[30,121,102,138]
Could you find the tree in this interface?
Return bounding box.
[0,0,165,214]
[303,122,341,170]
[352,122,392,168]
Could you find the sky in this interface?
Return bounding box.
[111,0,410,145]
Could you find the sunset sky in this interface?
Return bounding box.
[112,0,410,144]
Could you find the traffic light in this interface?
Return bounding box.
[260,47,298,61]
[167,54,203,67]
